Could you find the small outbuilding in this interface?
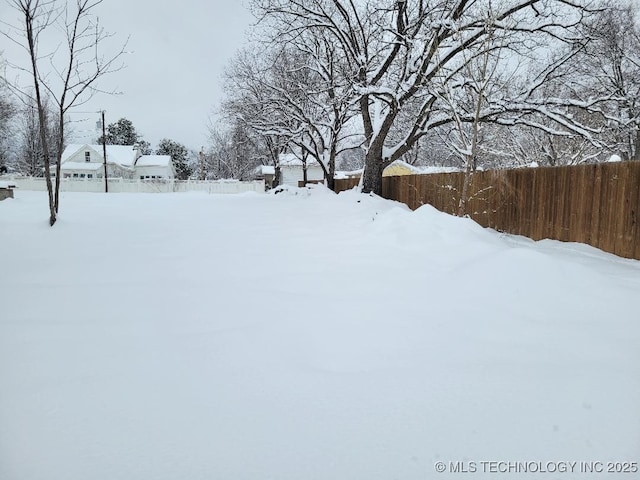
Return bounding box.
[0,181,15,201]
[254,165,276,189]
[279,153,325,187]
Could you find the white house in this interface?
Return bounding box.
[60,144,175,180]
[61,144,138,179]
[279,153,325,187]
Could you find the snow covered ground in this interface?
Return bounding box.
[1,188,639,480]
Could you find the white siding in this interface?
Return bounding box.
[136,165,174,179]
[65,147,104,165]
[280,165,325,186]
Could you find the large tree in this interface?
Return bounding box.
[220,48,292,186]
[222,35,359,189]
[252,0,601,194]
[572,0,640,160]
[459,0,640,168]
[4,0,126,225]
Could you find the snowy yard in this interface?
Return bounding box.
[1,188,639,480]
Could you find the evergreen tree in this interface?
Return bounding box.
[99,118,151,153]
[101,117,136,144]
[156,138,192,180]
[137,139,152,155]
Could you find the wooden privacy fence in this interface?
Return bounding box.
[334,161,640,260]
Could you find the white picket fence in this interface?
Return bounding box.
[1,176,265,194]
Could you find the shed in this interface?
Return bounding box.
[0,181,15,201]
[279,153,325,186]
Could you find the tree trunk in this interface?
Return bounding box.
[458,158,473,217]
[326,171,335,191]
[302,159,308,186]
[326,144,336,191]
[24,10,56,225]
[274,165,281,188]
[54,120,64,213]
[633,129,640,161]
[43,148,56,226]
[362,148,384,195]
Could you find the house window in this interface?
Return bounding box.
[85,151,91,162]
[80,174,86,179]
[87,174,93,179]
[73,173,78,178]
[64,173,70,178]
[140,176,144,180]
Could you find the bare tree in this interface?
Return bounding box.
[253,0,601,194]
[14,93,63,176]
[220,48,291,186]
[265,37,359,190]
[3,0,126,225]
[0,56,16,172]
[465,0,640,168]
[572,0,640,160]
[207,121,262,181]
[17,101,42,176]
[221,35,359,190]
[433,22,511,215]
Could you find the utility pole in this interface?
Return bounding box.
[101,110,108,193]
[199,147,205,180]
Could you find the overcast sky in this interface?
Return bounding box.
[2,0,255,151]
